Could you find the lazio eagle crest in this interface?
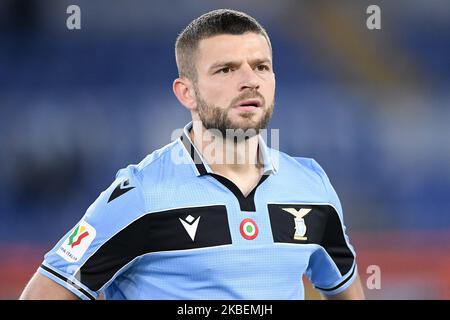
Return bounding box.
[282,208,312,240]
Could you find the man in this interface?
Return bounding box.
[21,9,364,300]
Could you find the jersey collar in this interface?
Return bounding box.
[178,121,278,177]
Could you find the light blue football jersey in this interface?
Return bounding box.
[39,122,357,300]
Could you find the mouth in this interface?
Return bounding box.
[234,99,262,110]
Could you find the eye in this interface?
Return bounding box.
[256,64,270,71]
[217,67,233,74]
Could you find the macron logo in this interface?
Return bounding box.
[108,179,134,203]
[179,215,201,242]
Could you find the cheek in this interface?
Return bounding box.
[262,81,276,103]
[197,80,223,100]
[202,86,233,107]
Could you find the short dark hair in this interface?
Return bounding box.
[175,9,272,81]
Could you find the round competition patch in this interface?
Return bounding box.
[240,218,259,240]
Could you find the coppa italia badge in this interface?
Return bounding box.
[240,218,259,240]
[57,220,96,262]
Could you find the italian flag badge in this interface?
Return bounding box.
[240,218,259,240]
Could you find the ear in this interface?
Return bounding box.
[173,77,197,111]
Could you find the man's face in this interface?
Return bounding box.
[192,32,275,136]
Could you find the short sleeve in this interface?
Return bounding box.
[305,159,358,296]
[38,165,147,300]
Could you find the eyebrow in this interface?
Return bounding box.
[209,58,272,72]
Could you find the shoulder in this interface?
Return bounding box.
[292,156,330,183]
[273,150,343,214]
[83,140,182,223]
[120,139,181,185]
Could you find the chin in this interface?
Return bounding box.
[229,119,263,133]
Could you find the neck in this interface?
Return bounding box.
[189,121,263,176]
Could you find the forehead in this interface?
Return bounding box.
[196,33,272,68]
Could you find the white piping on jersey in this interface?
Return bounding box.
[317,262,357,293]
[40,262,97,300]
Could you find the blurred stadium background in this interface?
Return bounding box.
[1,0,449,299]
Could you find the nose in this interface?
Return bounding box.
[238,64,260,91]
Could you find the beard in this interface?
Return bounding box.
[194,87,274,139]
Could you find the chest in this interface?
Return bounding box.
[137,202,332,254]
[147,170,336,245]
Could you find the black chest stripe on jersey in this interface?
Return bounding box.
[267,204,354,276]
[75,205,231,292]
